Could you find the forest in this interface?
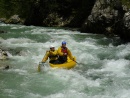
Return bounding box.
[0,0,130,41]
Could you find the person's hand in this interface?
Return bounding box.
[39,62,45,66]
[73,58,75,61]
[42,62,45,66]
[46,50,49,53]
[64,53,67,55]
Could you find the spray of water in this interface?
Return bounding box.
[0,23,130,98]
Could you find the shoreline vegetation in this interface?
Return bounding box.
[0,0,130,41]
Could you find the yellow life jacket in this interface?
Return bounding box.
[42,50,58,62]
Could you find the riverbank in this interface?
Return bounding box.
[0,0,130,42]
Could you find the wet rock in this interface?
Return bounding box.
[5,15,23,24]
[0,49,8,60]
[0,49,10,70]
[80,0,125,37]
[123,11,130,29]
[0,18,6,23]
[0,30,7,34]
[120,10,130,41]
[4,65,9,70]
[0,65,9,70]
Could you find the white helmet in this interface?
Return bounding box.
[50,45,54,48]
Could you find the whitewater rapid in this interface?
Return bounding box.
[0,23,130,98]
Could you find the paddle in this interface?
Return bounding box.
[37,65,41,72]
[74,61,80,64]
[37,62,41,72]
[37,51,48,72]
[37,62,45,72]
[74,60,85,65]
[72,57,83,65]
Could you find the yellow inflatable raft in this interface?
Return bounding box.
[50,57,76,69]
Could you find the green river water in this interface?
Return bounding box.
[0,23,130,98]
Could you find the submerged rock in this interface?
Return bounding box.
[0,49,8,60]
[0,30,7,34]
[0,49,9,70]
[5,15,23,24]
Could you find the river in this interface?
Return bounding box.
[0,23,130,98]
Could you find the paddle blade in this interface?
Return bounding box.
[37,65,41,72]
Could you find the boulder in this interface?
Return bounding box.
[6,15,23,24]
[80,0,125,37]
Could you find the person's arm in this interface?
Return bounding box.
[49,50,58,56]
[42,52,49,62]
[67,49,74,60]
[57,47,64,56]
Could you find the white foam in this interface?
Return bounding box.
[116,44,130,58]
[102,59,130,76]
[1,23,130,98]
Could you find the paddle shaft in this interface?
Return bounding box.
[74,61,84,65]
[74,61,78,64]
[37,51,48,72]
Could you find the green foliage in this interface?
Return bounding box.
[121,0,130,8]
[0,0,81,18]
[0,0,129,26]
[0,0,91,20]
[0,0,35,18]
[0,0,12,18]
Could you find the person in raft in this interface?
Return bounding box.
[57,41,75,64]
[41,45,59,65]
